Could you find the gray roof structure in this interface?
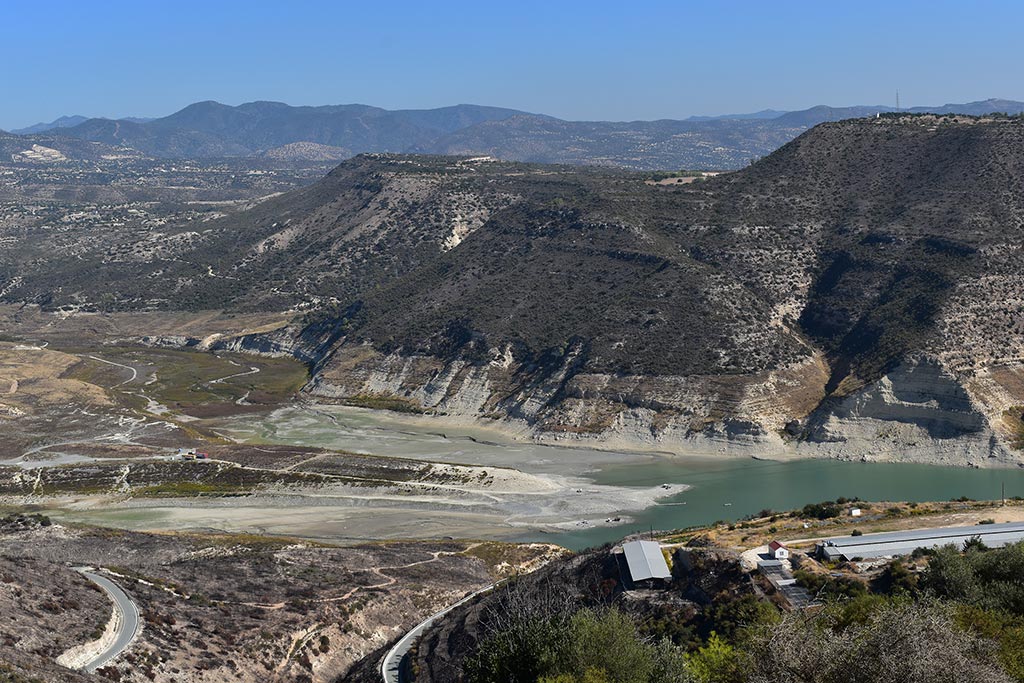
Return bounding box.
[817,521,1024,561]
[622,540,671,582]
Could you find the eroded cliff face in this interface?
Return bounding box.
[799,358,1014,466]
[300,340,1024,467]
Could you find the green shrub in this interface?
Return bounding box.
[465,606,690,683]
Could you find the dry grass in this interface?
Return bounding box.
[665,499,1024,553]
[0,344,111,414]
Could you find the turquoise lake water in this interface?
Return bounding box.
[211,405,1024,550]
[539,456,1024,549]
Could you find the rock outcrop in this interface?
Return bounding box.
[302,340,1021,466]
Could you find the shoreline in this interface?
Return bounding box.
[8,400,1024,551]
[4,435,689,544]
[276,401,1024,471]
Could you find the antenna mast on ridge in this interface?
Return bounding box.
[896,90,901,112]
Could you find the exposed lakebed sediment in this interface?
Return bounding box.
[4,401,682,546]
[192,404,1024,549]
[9,399,1024,551]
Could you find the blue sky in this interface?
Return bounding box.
[2,0,1021,129]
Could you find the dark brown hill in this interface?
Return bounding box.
[302,116,1024,461]
[5,115,1024,462]
[328,116,1023,384]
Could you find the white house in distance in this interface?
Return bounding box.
[768,540,790,560]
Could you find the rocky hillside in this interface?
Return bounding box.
[0,515,557,682]
[0,129,137,162]
[303,115,1024,465]
[289,115,1024,467]
[6,114,1024,465]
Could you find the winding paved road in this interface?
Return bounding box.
[381,584,495,683]
[77,569,141,673]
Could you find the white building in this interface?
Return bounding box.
[768,540,789,560]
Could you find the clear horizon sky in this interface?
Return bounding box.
[2,0,1022,130]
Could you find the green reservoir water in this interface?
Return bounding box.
[541,457,1024,550]
[211,405,1024,551]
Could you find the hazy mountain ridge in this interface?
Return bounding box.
[51,101,530,159]
[11,115,90,135]
[11,114,155,135]
[11,97,1024,170]
[687,108,789,121]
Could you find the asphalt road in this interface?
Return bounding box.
[77,569,141,673]
[381,584,494,683]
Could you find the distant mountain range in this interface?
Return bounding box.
[11,114,154,135]
[11,115,90,135]
[686,108,789,121]
[8,98,1024,170]
[30,101,531,159]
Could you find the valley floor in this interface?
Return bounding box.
[2,311,1023,552]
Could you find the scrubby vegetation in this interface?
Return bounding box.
[343,393,426,414]
[463,598,1008,683]
[794,497,860,520]
[0,662,46,683]
[456,541,1024,683]
[745,600,1009,683]
[0,519,555,682]
[921,541,1024,678]
[464,607,686,683]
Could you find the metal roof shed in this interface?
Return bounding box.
[817,522,1024,561]
[622,540,671,582]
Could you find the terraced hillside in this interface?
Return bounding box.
[4,114,1024,464]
